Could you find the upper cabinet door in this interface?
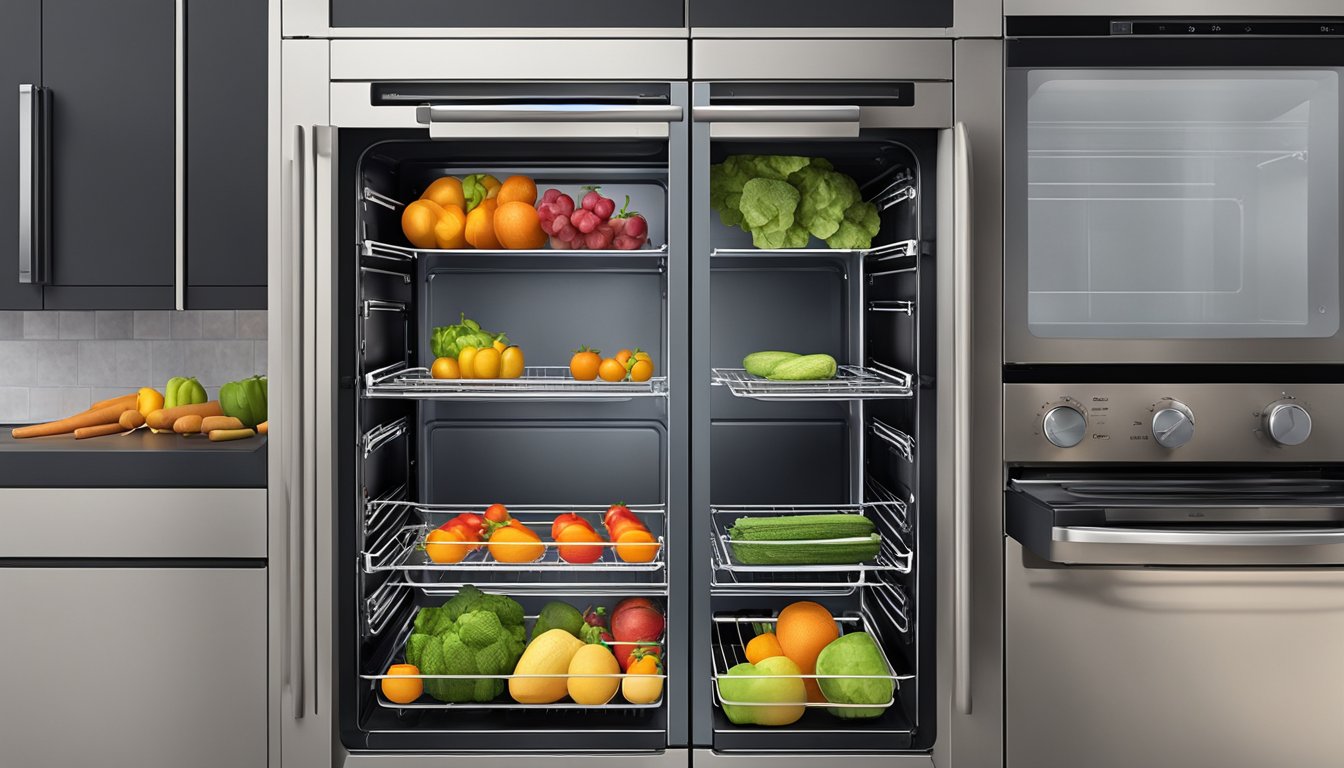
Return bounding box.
[330,0,683,28]
[185,0,266,310]
[42,0,175,309]
[0,0,43,309]
[689,0,952,29]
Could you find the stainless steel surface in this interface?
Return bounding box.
[311,123,336,728]
[1266,401,1313,446]
[289,124,306,721]
[693,105,861,139]
[1041,404,1085,449]
[0,567,267,768]
[174,0,185,310]
[951,120,972,718]
[364,364,669,401]
[710,365,915,401]
[1006,0,1344,13]
[345,752,691,768]
[417,103,682,140]
[695,752,932,768]
[1056,525,1344,547]
[1005,383,1344,463]
[1150,401,1194,450]
[330,39,688,81]
[0,488,265,558]
[692,39,952,81]
[17,84,35,284]
[1005,538,1344,768]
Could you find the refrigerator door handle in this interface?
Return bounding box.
[287,125,306,720]
[416,104,682,140]
[1055,526,1344,548]
[952,120,973,717]
[173,0,185,309]
[17,84,48,285]
[692,104,861,139]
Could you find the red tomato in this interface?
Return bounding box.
[551,512,594,541]
[483,504,510,524]
[603,503,633,528]
[454,513,485,535]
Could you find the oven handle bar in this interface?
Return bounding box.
[418,104,683,123]
[1056,526,1344,548]
[952,121,973,717]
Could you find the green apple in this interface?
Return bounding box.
[718,655,807,726]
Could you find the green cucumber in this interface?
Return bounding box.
[743,351,801,377]
[766,353,837,381]
[728,514,880,565]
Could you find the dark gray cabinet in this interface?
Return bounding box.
[688,0,952,28]
[331,0,683,28]
[0,0,42,310]
[3,0,266,310]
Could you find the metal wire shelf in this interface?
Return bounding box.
[710,239,917,260]
[362,611,668,711]
[364,362,668,401]
[870,418,915,463]
[364,239,669,262]
[710,609,913,715]
[710,362,913,401]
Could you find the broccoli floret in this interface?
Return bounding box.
[509,624,526,645]
[443,585,485,623]
[458,610,504,648]
[412,606,440,636]
[404,633,432,669]
[476,593,524,628]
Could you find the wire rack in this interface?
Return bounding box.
[710,609,913,715]
[361,503,668,594]
[710,361,914,401]
[709,239,918,259]
[364,363,668,401]
[869,418,915,463]
[363,239,670,262]
[361,611,668,711]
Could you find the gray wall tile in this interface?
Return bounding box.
[0,341,36,386]
[37,341,79,383]
[149,340,185,389]
[90,387,131,404]
[58,311,96,339]
[0,387,28,422]
[133,311,172,339]
[95,311,134,339]
[254,340,268,374]
[114,341,151,388]
[171,310,203,339]
[236,310,267,339]
[0,311,23,340]
[29,387,91,422]
[23,312,58,340]
[77,340,115,387]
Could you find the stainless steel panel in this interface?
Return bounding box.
[1005,538,1344,768]
[1006,0,1344,14]
[951,121,972,716]
[0,488,265,558]
[17,84,35,284]
[692,39,953,81]
[0,567,267,768]
[693,751,934,767]
[1004,383,1344,463]
[344,751,691,768]
[694,87,954,132]
[330,39,688,81]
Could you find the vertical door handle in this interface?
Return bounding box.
[952,121,973,716]
[287,125,306,720]
[174,0,186,309]
[18,84,48,285]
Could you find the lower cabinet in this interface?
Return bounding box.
[0,566,267,768]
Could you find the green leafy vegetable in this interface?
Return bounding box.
[708,155,879,250]
[825,201,882,251]
[430,313,509,360]
[404,585,526,703]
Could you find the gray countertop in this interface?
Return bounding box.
[0,429,267,488]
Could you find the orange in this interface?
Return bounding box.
[429,357,460,379]
[381,664,423,704]
[421,176,466,210]
[745,632,784,665]
[425,526,469,564]
[629,359,654,382]
[775,601,840,702]
[496,175,538,206]
[493,201,547,250]
[465,199,501,249]
[615,528,660,563]
[488,523,545,563]
[401,199,446,249]
[433,204,468,250]
[598,357,627,382]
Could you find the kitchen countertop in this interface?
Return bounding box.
[0,429,267,488]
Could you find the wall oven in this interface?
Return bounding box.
[1005,17,1344,364]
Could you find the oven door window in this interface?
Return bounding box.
[1022,70,1340,339]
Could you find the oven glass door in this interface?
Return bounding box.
[1005,32,1344,363]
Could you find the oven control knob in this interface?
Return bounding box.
[1264,402,1312,446]
[1042,405,1087,448]
[1151,401,1195,449]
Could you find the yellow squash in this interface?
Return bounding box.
[510,629,585,704]
[567,644,621,705]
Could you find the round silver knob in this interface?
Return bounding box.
[1152,402,1195,449]
[1042,405,1087,448]
[1264,402,1312,446]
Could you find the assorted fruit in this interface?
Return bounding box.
[570,346,656,383]
[388,588,666,707]
[743,350,838,381]
[422,504,661,565]
[400,174,653,252]
[719,600,895,726]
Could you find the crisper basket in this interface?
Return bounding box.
[362,611,668,711]
[711,361,914,401]
[362,502,669,596]
[364,362,668,401]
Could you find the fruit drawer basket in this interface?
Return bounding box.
[364,362,668,401]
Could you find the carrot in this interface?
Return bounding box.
[208,428,256,442]
[256,420,268,435]
[88,393,138,411]
[74,422,126,439]
[145,401,223,431]
[173,414,204,434]
[119,410,146,430]
[12,402,130,439]
[200,416,243,433]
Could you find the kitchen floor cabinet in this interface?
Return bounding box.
[2,0,266,311]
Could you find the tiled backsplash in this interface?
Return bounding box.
[0,310,267,423]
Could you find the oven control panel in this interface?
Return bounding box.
[1005,383,1344,463]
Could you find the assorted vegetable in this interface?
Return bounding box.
[728,513,881,565]
[743,349,838,381]
[219,375,268,428]
[430,313,509,360]
[710,155,881,250]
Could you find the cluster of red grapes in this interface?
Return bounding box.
[536,188,650,251]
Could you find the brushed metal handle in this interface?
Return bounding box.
[952,121,973,717]
[18,84,46,285]
[1055,526,1344,547]
[173,0,185,310]
[287,125,306,720]
[692,105,861,123]
[416,103,684,124]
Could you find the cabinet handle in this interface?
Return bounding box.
[952,121,973,717]
[415,104,682,140]
[287,125,306,720]
[174,0,185,309]
[17,84,48,285]
[691,105,861,139]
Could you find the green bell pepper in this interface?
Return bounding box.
[163,376,207,409]
[219,375,268,428]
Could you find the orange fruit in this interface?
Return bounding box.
[488,523,545,563]
[615,528,660,563]
[425,526,469,564]
[464,199,501,249]
[433,204,468,250]
[381,664,423,704]
[493,201,547,250]
[745,632,784,665]
[401,199,446,249]
[598,357,627,382]
[429,357,460,379]
[775,601,840,702]
[629,359,654,382]
[421,176,466,210]
[496,175,538,206]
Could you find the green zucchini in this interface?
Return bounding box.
[728,514,880,565]
[743,351,801,377]
[766,353,837,381]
